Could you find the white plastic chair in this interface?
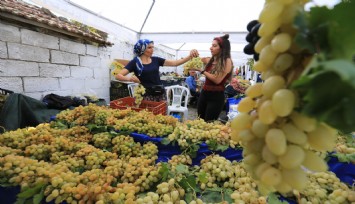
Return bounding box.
[165,85,190,121]
[127,83,139,97]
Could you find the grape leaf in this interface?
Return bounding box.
[206,139,229,152]
[33,187,44,204]
[160,138,171,145]
[292,59,355,133]
[267,193,289,204]
[158,162,170,181]
[294,1,355,60]
[332,153,355,163]
[197,171,208,184]
[178,175,200,193]
[17,183,44,199]
[200,188,233,203]
[293,10,316,53]
[175,164,189,174]
[224,188,234,203]
[201,191,223,203]
[184,191,194,203]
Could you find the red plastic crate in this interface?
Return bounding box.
[110,97,167,115]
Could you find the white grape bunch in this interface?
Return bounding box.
[183,57,204,75]
[133,84,146,107]
[232,0,338,194]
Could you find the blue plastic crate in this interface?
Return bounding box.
[226,97,242,113]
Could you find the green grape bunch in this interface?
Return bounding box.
[184,57,204,75]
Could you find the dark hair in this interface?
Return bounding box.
[207,34,231,76]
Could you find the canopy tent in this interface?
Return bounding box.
[27,0,340,66]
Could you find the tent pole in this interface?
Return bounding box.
[138,0,155,38]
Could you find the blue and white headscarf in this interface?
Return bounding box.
[134,39,153,76]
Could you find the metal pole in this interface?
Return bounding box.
[138,0,155,37]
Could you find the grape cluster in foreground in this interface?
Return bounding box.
[233,0,338,194]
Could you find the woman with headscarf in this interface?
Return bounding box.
[192,34,233,122]
[115,39,199,101]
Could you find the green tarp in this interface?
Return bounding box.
[0,93,61,132]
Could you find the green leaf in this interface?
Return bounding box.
[332,153,355,163]
[175,164,189,174]
[197,171,208,184]
[319,1,355,60]
[33,187,44,204]
[14,198,26,204]
[293,10,316,53]
[184,191,194,203]
[216,144,229,152]
[267,193,289,204]
[201,191,223,203]
[292,59,355,133]
[160,138,171,145]
[185,143,200,158]
[17,183,45,199]
[224,188,234,203]
[158,162,170,181]
[50,120,68,129]
[178,175,199,193]
[206,139,218,150]
[294,1,355,60]
[87,124,107,133]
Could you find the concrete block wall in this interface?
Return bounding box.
[0,0,179,103]
[0,21,120,102]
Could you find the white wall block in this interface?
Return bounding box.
[21,29,59,49]
[59,78,85,90]
[0,41,8,58]
[0,77,23,93]
[70,66,94,78]
[86,44,98,56]
[24,77,59,92]
[0,60,39,76]
[8,43,50,62]
[0,22,21,43]
[80,55,101,68]
[51,50,79,65]
[39,63,70,77]
[60,38,86,55]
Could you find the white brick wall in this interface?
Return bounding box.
[59,78,85,90]
[70,66,93,78]
[51,50,79,65]
[60,38,86,55]
[0,23,21,43]
[8,43,50,62]
[86,44,98,56]
[85,78,107,89]
[24,77,59,92]
[0,77,23,92]
[93,67,109,79]
[0,4,176,103]
[0,41,8,58]
[0,60,39,76]
[80,55,100,68]
[39,63,70,78]
[21,29,59,49]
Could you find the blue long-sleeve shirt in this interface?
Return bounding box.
[185,76,197,92]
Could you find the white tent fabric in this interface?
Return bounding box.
[27,0,340,66]
[68,0,263,64]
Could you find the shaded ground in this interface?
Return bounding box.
[187,105,228,122]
